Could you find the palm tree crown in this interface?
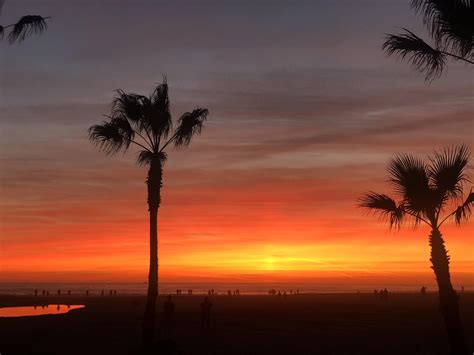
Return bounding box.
[383,0,474,81]
[360,145,473,229]
[88,78,208,164]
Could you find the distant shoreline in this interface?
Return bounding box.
[1,282,471,297]
[1,290,473,300]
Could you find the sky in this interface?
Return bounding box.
[1,0,473,287]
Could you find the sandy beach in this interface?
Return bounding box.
[1,292,473,354]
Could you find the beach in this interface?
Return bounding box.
[1,292,473,354]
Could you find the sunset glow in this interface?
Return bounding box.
[0,0,472,289]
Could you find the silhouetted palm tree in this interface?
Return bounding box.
[89,78,208,347]
[360,145,472,355]
[383,0,473,81]
[0,0,49,43]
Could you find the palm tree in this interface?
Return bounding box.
[89,78,209,347]
[359,145,472,355]
[0,1,49,43]
[383,0,473,81]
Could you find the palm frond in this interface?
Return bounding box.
[383,29,446,81]
[8,15,48,43]
[173,108,209,148]
[359,192,405,228]
[454,190,474,224]
[88,120,133,155]
[411,0,473,57]
[429,145,470,202]
[388,153,435,215]
[112,91,145,125]
[149,80,172,139]
[137,151,167,167]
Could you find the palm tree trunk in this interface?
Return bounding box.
[142,158,163,347]
[429,228,468,355]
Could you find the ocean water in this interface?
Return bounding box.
[1,282,467,296]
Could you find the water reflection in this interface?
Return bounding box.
[0,305,84,317]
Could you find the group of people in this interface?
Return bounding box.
[162,295,213,339]
[35,289,73,297]
[175,289,194,296]
[374,288,390,300]
[34,289,118,296]
[226,289,240,296]
[268,289,300,297]
[101,289,118,296]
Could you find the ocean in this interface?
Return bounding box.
[1,282,467,296]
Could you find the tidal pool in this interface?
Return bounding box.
[0,304,85,317]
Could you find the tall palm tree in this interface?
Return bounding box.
[89,78,209,347]
[359,145,472,355]
[0,0,49,43]
[383,0,473,81]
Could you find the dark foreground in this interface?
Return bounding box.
[1,293,473,354]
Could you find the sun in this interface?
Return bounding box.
[264,257,275,271]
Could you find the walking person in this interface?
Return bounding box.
[163,295,175,339]
[200,297,213,330]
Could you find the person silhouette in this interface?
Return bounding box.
[86,290,89,296]
[68,290,71,296]
[421,286,427,295]
[57,289,61,296]
[200,296,212,329]
[42,290,45,296]
[34,289,38,296]
[163,295,175,339]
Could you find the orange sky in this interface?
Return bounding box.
[1,144,473,285]
[0,1,473,287]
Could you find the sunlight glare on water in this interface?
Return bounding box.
[0,304,85,317]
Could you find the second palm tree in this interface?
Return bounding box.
[360,145,472,355]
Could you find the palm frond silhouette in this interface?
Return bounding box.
[383,0,473,81]
[360,145,472,354]
[0,1,49,43]
[89,78,209,347]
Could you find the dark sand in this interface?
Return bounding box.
[1,293,473,354]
